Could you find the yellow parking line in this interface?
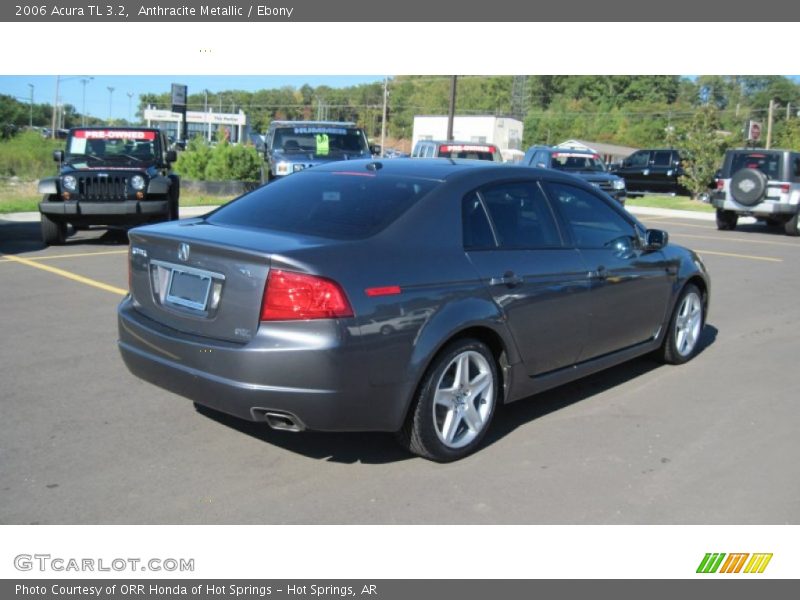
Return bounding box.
[695,249,782,263]
[1,253,127,295]
[671,232,799,248]
[0,249,129,263]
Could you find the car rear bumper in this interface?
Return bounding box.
[117,297,408,432]
[40,199,169,224]
[711,197,798,215]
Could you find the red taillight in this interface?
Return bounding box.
[716,180,724,190]
[260,269,353,321]
[780,183,790,193]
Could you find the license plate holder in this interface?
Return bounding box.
[166,268,212,311]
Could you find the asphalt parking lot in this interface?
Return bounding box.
[0,211,798,525]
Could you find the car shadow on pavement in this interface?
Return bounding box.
[0,220,128,254]
[193,404,414,465]
[195,324,719,465]
[484,324,718,452]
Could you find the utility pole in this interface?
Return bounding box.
[766,98,775,149]
[107,86,115,123]
[380,77,388,158]
[446,76,457,141]
[127,92,134,123]
[51,75,60,138]
[27,84,34,128]
[787,102,792,120]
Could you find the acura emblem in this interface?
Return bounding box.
[178,243,190,262]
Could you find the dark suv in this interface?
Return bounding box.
[38,127,179,245]
[522,146,626,204]
[612,148,686,195]
[711,149,800,236]
[263,120,373,181]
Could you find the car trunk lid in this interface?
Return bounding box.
[127,219,329,344]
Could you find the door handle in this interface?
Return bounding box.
[489,271,524,287]
[588,266,608,281]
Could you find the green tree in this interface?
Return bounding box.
[173,136,212,179]
[678,106,728,199]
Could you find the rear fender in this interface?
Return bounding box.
[397,297,519,419]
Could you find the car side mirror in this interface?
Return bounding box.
[644,229,669,251]
[53,150,64,163]
[369,144,380,155]
[165,150,177,163]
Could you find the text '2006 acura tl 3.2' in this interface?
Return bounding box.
[118,159,710,461]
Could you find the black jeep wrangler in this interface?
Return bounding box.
[38,127,179,245]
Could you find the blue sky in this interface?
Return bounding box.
[0,75,383,121]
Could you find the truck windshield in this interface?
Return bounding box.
[66,130,159,165]
[551,153,606,172]
[271,126,370,158]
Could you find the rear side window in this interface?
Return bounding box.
[652,151,673,167]
[208,172,437,240]
[478,181,562,249]
[730,152,783,179]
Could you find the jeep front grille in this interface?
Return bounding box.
[78,174,129,200]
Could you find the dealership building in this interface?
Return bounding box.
[143,106,250,143]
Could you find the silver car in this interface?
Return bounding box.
[118,159,710,461]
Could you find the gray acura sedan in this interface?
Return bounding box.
[118,159,709,461]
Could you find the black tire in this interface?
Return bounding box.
[398,338,499,462]
[784,212,800,237]
[168,176,180,220]
[40,212,67,246]
[716,209,738,231]
[657,284,705,365]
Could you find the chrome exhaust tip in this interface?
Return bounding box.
[260,410,304,432]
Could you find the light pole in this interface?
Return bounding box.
[27,84,34,128]
[80,77,93,126]
[51,75,61,138]
[107,86,115,123]
[127,92,134,123]
[204,89,211,142]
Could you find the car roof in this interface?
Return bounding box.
[269,121,358,128]
[68,126,162,133]
[418,140,500,148]
[311,157,593,184]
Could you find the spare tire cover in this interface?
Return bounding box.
[730,168,768,206]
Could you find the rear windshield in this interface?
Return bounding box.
[551,153,606,172]
[729,152,783,179]
[437,145,497,161]
[207,171,437,240]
